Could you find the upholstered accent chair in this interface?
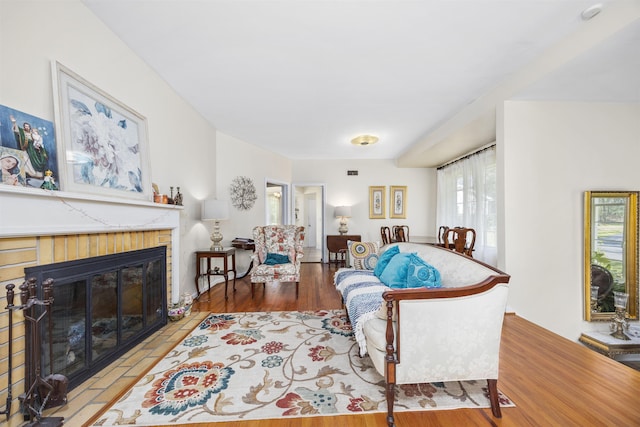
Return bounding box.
[250,225,304,298]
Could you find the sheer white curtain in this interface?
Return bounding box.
[436,146,497,266]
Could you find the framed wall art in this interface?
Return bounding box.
[0,104,59,189]
[390,185,407,219]
[52,61,152,200]
[369,186,385,219]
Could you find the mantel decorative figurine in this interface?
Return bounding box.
[174,187,183,206]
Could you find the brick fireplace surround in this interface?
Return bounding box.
[0,185,181,422]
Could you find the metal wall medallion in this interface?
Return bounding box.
[230,176,257,210]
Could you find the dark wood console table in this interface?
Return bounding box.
[327,234,361,267]
[195,248,236,300]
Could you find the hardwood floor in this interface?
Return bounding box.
[182,262,640,426]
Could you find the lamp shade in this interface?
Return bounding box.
[202,199,229,220]
[335,206,351,218]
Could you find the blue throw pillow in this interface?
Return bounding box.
[374,245,399,278]
[264,253,290,265]
[406,253,442,288]
[379,253,412,288]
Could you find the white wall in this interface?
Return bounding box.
[292,159,436,247]
[501,100,640,340]
[215,131,292,272]
[0,0,216,299]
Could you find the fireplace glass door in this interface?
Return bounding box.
[25,247,167,390]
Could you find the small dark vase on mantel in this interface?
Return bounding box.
[174,187,183,206]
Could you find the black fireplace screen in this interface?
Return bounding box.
[24,247,167,391]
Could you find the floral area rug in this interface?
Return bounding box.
[93,310,513,426]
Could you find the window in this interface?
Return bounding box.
[437,145,497,265]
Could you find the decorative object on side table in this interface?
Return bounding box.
[334,205,351,235]
[610,291,630,340]
[202,199,230,250]
[194,248,237,300]
[230,176,257,210]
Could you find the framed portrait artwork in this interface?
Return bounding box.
[0,147,29,187]
[369,186,386,219]
[0,104,59,190]
[390,186,407,219]
[52,61,152,200]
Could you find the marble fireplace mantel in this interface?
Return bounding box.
[0,185,182,301]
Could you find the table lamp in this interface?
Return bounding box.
[202,199,230,250]
[335,206,351,235]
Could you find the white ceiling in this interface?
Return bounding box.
[83,0,640,167]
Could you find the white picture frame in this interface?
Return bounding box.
[52,61,152,201]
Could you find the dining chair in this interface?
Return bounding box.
[380,226,392,245]
[392,225,409,242]
[437,226,449,244]
[443,227,476,257]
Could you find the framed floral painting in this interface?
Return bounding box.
[369,186,385,219]
[390,186,407,219]
[52,62,151,200]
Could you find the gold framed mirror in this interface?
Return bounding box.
[584,191,638,321]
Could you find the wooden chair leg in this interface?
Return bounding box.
[386,381,395,426]
[295,281,299,298]
[487,378,502,418]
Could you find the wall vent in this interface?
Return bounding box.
[347,170,358,176]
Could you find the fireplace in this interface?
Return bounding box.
[0,188,181,426]
[23,247,167,391]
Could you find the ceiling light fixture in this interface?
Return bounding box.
[581,4,602,21]
[351,135,379,146]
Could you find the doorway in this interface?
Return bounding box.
[265,181,288,225]
[293,184,325,263]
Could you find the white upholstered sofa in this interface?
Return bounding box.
[334,242,510,427]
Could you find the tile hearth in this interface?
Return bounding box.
[47,311,207,425]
